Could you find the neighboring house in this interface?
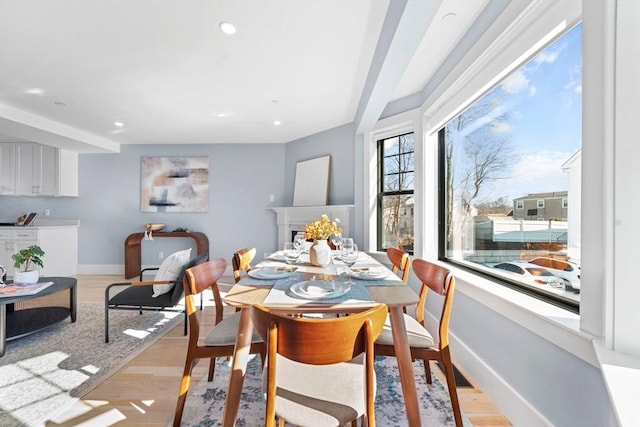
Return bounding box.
[512,191,568,221]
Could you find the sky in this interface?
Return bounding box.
[452,23,582,205]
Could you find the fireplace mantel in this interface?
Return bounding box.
[270,205,354,249]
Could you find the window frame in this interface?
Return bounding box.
[376,132,415,253]
[434,22,582,313]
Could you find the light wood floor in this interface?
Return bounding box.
[49,274,512,426]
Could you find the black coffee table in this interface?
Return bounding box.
[0,277,77,357]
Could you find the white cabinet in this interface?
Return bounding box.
[0,228,38,276]
[0,143,16,194]
[14,143,78,197]
[0,226,78,278]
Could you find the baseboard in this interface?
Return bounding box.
[449,328,554,427]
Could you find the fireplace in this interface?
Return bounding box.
[270,205,354,249]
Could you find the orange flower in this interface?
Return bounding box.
[303,214,342,240]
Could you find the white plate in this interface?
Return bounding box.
[350,268,389,280]
[289,280,350,300]
[248,267,293,280]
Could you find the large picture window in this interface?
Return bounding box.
[378,132,414,253]
[440,24,582,310]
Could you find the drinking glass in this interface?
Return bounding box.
[340,241,358,284]
[283,242,300,266]
[330,232,343,251]
[294,232,307,252]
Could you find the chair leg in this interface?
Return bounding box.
[104,305,110,343]
[173,355,198,427]
[440,349,463,427]
[423,359,433,384]
[207,357,216,382]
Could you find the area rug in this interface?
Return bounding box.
[0,302,183,427]
[179,356,472,427]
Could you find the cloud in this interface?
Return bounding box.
[534,50,559,64]
[574,85,582,94]
[492,121,510,134]
[501,70,530,94]
[529,86,537,96]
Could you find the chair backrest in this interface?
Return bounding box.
[182,258,227,340]
[387,247,411,283]
[412,258,455,349]
[169,252,210,305]
[232,247,256,283]
[251,303,387,427]
[251,303,387,365]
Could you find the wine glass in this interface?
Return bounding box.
[294,232,307,253]
[340,241,358,284]
[330,232,343,251]
[283,242,300,267]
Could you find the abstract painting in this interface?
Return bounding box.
[140,157,209,212]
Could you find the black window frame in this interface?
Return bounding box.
[376,131,415,254]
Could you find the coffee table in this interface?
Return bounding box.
[0,276,77,357]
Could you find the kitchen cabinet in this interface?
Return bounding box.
[0,143,16,194]
[14,143,78,197]
[0,226,78,278]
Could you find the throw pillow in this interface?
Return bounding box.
[152,248,193,297]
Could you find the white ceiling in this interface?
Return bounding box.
[0,0,491,153]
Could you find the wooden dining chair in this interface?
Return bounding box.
[173,258,265,427]
[251,303,388,427]
[374,258,463,427]
[387,246,411,283]
[232,247,256,283]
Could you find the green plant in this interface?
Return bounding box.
[12,245,45,272]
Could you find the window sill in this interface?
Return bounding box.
[593,340,640,426]
[437,262,599,367]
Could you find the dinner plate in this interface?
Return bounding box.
[350,268,389,280]
[289,280,350,300]
[248,267,293,280]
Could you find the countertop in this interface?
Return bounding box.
[0,219,80,228]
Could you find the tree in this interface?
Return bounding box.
[444,90,517,246]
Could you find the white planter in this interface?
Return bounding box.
[14,269,39,284]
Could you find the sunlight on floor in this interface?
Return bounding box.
[0,351,89,425]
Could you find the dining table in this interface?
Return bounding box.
[221,250,423,427]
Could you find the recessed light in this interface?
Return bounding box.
[273,120,281,126]
[270,99,280,105]
[53,101,67,107]
[114,121,124,127]
[26,88,44,95]
[219,21,236,35]
[216,112,228,118]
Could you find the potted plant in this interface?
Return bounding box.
[12,244,45,284]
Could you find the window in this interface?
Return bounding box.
[378,132,414,253]
[439,24,582,310]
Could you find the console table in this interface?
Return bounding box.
[0,276,77,357]
[124,231,209,279]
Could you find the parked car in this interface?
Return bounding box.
[493,261,565,289]
[527,257,581,292]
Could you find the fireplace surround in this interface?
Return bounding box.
[270,205,354,249]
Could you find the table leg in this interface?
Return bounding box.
[222,307,253,427]
[0,304,5,357]
[389,306,421,426]
[70,282,77,322]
